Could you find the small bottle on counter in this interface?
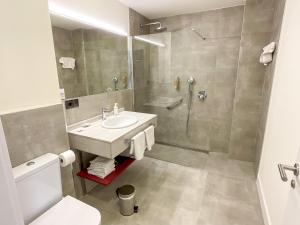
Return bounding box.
[114,103,119,115]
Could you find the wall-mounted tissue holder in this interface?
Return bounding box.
[59,150,75,167]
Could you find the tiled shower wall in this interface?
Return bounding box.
[228,0,277,162]
[52,27,88,99]
[132,0,281,163]
[84,29,128,94]
[52,27,128,98]
[255,0,286,170]
[133,6,245,152]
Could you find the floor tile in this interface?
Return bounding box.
[80,147,263,225]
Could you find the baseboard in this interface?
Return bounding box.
[257,174,272,225]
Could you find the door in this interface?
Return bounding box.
[282,150,300,225]
[257,1,300,225]
[0,119,24,225]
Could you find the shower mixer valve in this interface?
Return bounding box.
[197,91,207,101]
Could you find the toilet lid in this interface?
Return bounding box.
[29,196,101,225]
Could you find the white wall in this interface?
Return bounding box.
[0,0,129,114]
[257,1,300,225]
[0,0,61,114]
[0,119,24,225]
[49,0,129,34]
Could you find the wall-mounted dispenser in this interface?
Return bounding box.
[173,77,180,90]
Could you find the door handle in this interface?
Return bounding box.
[278,163,299,182]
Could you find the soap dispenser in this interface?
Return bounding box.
[114,103,119,115]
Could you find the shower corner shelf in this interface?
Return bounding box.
[77,156,135,186]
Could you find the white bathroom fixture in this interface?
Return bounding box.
[68,111,157,158]
[102,115,138,129]
[13,153,101,225]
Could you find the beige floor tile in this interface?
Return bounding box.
[80,154,263,225]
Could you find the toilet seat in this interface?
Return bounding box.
[29,196,101,225]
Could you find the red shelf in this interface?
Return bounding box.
[77,157,135,186]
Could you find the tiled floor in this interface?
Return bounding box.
[80,144,263,225]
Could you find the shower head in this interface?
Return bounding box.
[140,21,167,33]
[191,28,206,40]
[155,26,167,32]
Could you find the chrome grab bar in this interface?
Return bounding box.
[278,163,299,182]
[166,98,183,110]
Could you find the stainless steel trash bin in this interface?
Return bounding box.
[116,185,135,216]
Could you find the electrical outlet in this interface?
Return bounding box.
[65,99,79,109]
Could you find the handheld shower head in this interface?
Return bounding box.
[187,77,195,85]
[187,77,195,93]
[186,77,195,134]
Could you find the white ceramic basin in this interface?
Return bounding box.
[102,115,138,129]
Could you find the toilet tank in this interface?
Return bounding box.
[13,153,63,224]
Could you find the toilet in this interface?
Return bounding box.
[13,153,101,225]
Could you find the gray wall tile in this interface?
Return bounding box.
[132,1,282,164]
[129,9,150,36]
[0,104,75,196]
[133,6,244,153]
[255,0,286,171]
[228,0,277,162]
[65,89,134,125]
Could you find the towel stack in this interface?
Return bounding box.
[260,42,276,66]
[87,157,115,178]
[129,125,155,160]
[59,57,76,70]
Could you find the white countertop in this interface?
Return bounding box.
[67,111,157,143]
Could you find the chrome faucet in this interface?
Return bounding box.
[102,106,110,120]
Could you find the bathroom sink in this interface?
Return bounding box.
[68,111,157,158]
[102,115,138,129]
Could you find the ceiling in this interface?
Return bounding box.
[50,14,94,30]
[119,0,245,19]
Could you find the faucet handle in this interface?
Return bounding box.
[197,91,208,101]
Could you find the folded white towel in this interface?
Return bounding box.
[59,57,76,70]
[88,167,115,178]
[260,53,273,66]
[260,42,276,66]
[144,125,155,151]
[129,131,146,160]
[89,161,114,167]
[263,42,276,53]
[88,163,115,172]
[90,157,114,165]
[87,156,115,178]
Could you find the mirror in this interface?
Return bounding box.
[50,14,131,99]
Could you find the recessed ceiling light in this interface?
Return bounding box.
[134,36,165,47]
[48,3,128,36]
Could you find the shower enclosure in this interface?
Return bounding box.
[132,9,243,155]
